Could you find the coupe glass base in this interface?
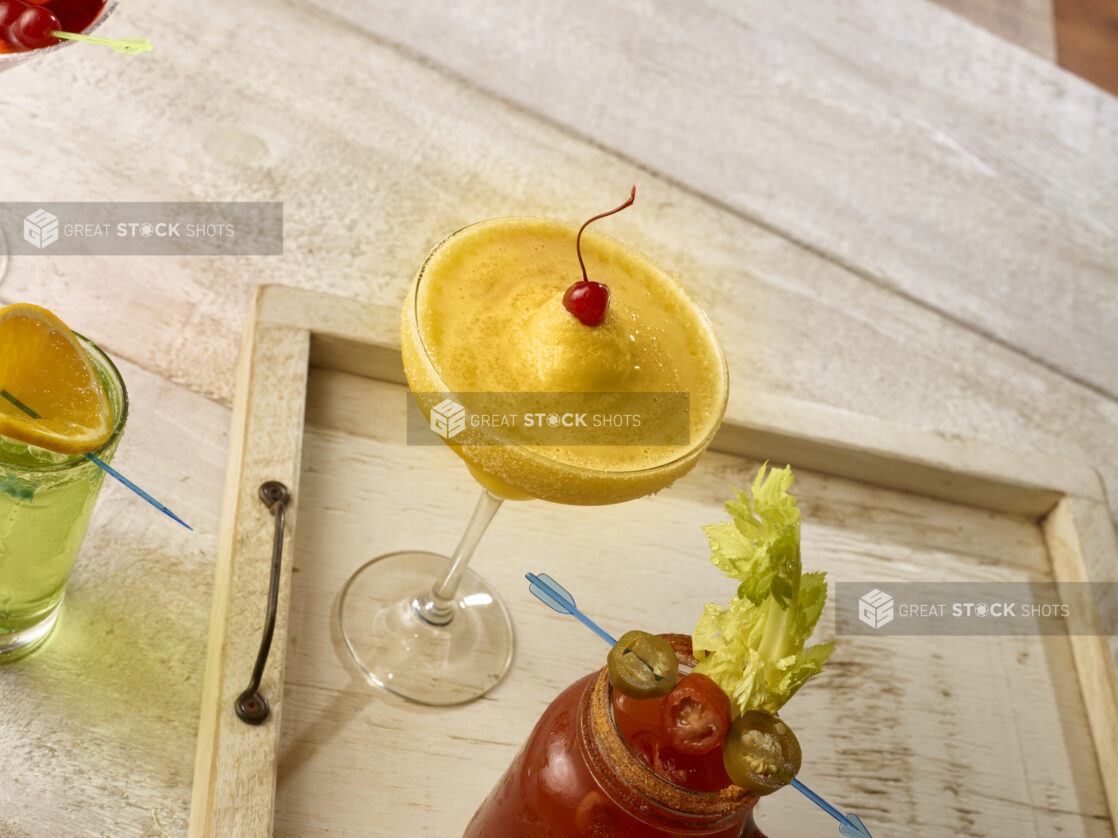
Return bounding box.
[338,550,514,706]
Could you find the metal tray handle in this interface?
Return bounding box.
[234,481,291,725]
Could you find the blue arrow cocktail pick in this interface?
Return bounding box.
[840,814,872,838]
[525,571,873,838]
[525,572,617,646]
[790,778,873,837]
[2,389,193,531]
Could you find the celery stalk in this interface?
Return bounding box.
[692,465,832,715]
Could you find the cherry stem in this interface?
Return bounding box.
[576,185,636,282]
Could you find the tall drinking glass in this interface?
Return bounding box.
[338,216,728,705]
[0,335,128,660]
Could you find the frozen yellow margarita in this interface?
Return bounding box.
[401,216,727,504]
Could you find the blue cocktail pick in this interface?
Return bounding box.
[2,389,193,531]
[524,571,873,838]
[526,572,617,645]
[790,778,873,837]
[83,452,193,530]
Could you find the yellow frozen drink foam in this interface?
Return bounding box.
[401,216,727,504]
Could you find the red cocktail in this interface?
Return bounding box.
[464,636,766,837]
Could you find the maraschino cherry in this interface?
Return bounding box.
[11,5,61,48]
[0,2,24,35]
[0,0,61,50]
[563,186,636,326]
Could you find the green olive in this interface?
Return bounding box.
[722,710,802,796]
[607,630,679,699]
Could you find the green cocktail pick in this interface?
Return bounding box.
[49,32,153,54]
[1,388,192,531]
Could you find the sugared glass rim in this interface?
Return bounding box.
[0,0,119,68]
[409,216,730,478]
[0,332,129,473]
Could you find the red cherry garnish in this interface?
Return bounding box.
[9,5,60,49]
[0,0,30,43]
[562,280,610,327]
[563,186,636,327]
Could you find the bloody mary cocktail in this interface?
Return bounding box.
[464,635,765,838]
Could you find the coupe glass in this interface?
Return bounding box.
[338,219,729,706]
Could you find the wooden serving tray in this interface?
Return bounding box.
[189,285,1118,837]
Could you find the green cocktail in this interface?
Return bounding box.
[0,336,127,660]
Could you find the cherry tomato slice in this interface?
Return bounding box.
[660,672,731,755]
[722,710,802,796]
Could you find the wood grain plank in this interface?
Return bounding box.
[299,0,1118,398]
[930,0,1056,59]
[1055,0,1118,96]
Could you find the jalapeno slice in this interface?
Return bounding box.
[722,710,802,796]
[607,630,679,699]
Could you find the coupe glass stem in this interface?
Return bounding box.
[412,489,503,626]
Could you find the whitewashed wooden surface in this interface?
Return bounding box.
[1,0,1117,834]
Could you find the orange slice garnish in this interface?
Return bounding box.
[0,303,113,455]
